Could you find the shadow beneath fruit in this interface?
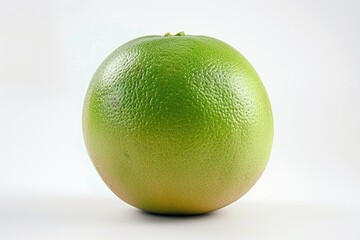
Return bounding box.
[138,209,216,221]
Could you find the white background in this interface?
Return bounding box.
[1,0,359,239]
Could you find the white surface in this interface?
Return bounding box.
[1,196,359,240]
[1,0,360,239]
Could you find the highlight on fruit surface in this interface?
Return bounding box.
[83,32,274,215]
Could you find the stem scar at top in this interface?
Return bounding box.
[164,32,185,37]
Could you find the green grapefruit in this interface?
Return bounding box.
[83,32,273,215]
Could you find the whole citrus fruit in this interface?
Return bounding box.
[83,32,273,215]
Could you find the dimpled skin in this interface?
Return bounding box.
[82,34,273,215]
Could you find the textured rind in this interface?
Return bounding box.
[83,35,274,214]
